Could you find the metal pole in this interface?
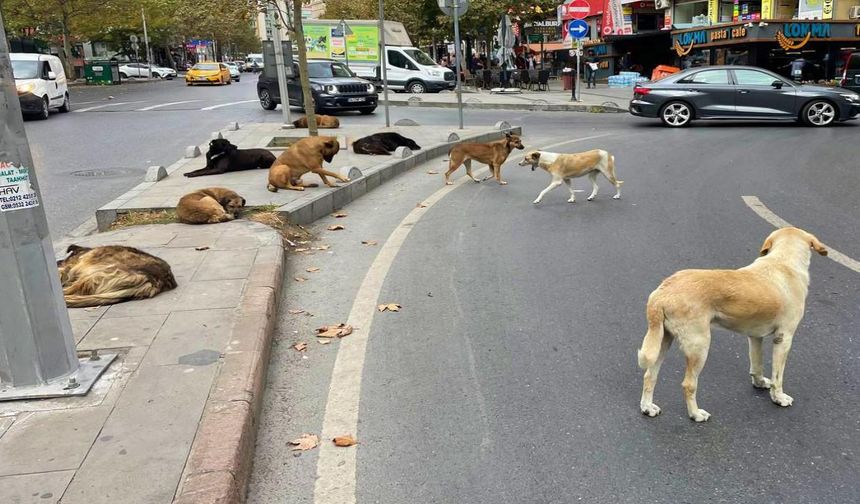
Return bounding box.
[270,6,294,129]
[378,0,390,127]
[0,10,115,401]
[142,8,152,79]
[453,3,464,129]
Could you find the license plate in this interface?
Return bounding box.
[347,97,366,103]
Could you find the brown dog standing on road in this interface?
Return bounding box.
[58,245,177,308]
[177,187,246,224]
[268,136,347,192]
[518,149,623,204]
[445,133,524,185]
[637,227,828,422]
[292,115,340,128]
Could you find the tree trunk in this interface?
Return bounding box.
[292,0,318,136]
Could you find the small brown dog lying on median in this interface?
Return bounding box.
[268,136,348,192]
[519,149,623,205]
[445,133,524,185]
[58,245,177,308]
[638,227,828,423]
[292,115,340,128]
[177,187,246,224]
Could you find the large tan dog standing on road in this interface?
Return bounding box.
[445,133,524,185]
[268,136,347,192]
[638,227,828,422]
[518,149,622,204]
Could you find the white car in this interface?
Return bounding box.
[11,53,69,119]
[224,63,241,82]
[119,63,176,79]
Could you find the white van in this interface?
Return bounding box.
[381,46,454,94]
[11,53,69,119]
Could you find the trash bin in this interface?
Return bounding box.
[84,60,120,85]
[562,71,574,91]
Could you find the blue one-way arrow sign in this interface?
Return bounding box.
[567,19,589,39]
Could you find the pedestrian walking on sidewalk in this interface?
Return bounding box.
[584,50,598,89]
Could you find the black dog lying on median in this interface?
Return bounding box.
[352,132,422,156]
[184,138,276,177]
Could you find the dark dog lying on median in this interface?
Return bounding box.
[184,138,276,177]
[352,132,422,156]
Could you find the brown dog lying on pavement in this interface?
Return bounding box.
[57,245,177,308]
[267,136,348,192]
[292,115,340,128]
[177,187,246,224]
[445,132,524,185]
[637,227,828,422]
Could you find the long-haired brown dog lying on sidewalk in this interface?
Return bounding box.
[177,187,246,224]
[267,136,348,192]
[445,133,524,185]
[57,245,177,308]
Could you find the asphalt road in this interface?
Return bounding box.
[249,113,860,503]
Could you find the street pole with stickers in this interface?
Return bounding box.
[0,10,115,401]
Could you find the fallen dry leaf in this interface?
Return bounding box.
[313,245,331,251]
[306,267,320,273]
[327,225,345,231]
[317,339,331,345]
[316,324,354,338]
[333,212,348,218]
[333,435,358,447]
[289,433,320,451]
[427,170,439,175]
[294,276,308,283]
[292,342,308,352]
[361,240,378,246]
[416,203,428,208]
[288,309,306,315]
[194,246,210,251]
[377,303,402,312]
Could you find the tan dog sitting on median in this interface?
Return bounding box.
[518,149,623,204]
[637,227,828,422]
[445,132,524,185]
[267,136,347,192]
[177,187,246,224]
[292,115,340,128]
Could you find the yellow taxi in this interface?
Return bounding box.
[185,62,232,86]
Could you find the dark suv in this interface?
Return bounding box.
[257,58,377,115]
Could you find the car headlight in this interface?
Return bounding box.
[16,82,35,94]
[839,93,860,103]
[367,83,375,93]
[325,85,339,94]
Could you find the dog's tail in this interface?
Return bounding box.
[637,302,665,370]
[607,154,624,187]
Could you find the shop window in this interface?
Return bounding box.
[678,69,730,84]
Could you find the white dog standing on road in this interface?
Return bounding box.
[518,149,623,204]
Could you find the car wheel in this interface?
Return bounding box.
[660,101,693,127]
[407,80,427,94]
[802,100,837,127]
[59,93,71,113]
[36,96,50,120]
[359,108,375,115]
[259,88,277,110]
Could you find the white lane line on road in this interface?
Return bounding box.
[73,101,146,113]
[743,195,860,273]
[136,100,201,111]
[200,99,257,111]
[313,133,612,504]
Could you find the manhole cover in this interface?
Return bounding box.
[70,168,140,178]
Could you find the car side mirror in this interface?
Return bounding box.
[771,80,783,89]
[47,71,56,80]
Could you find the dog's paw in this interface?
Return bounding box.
[689,409,711,422]
[770,391,794,407]
[640,402,661,417]
[751,376,772,389]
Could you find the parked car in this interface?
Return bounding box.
[840,52,860,94]
[630,65,860,127]
[185,63,232,86]
[257,58,377,115]
[10,53,69,119]
[224,62,241,82]
[245,53,263,73]
[118,63,176,79]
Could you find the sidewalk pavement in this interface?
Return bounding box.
[0,220,284,504]
[96,121,520,230]
[381,85,634,113]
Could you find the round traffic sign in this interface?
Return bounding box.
[567,19,589,39]
[567,0,591,20]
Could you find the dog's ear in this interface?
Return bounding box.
[809,233,828,256]
[759,236,774,256]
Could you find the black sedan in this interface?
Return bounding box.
[629,65,860,127]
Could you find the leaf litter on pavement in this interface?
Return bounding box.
[289,433,320,451]
[316,324,353,338]
[377,303,401,312]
